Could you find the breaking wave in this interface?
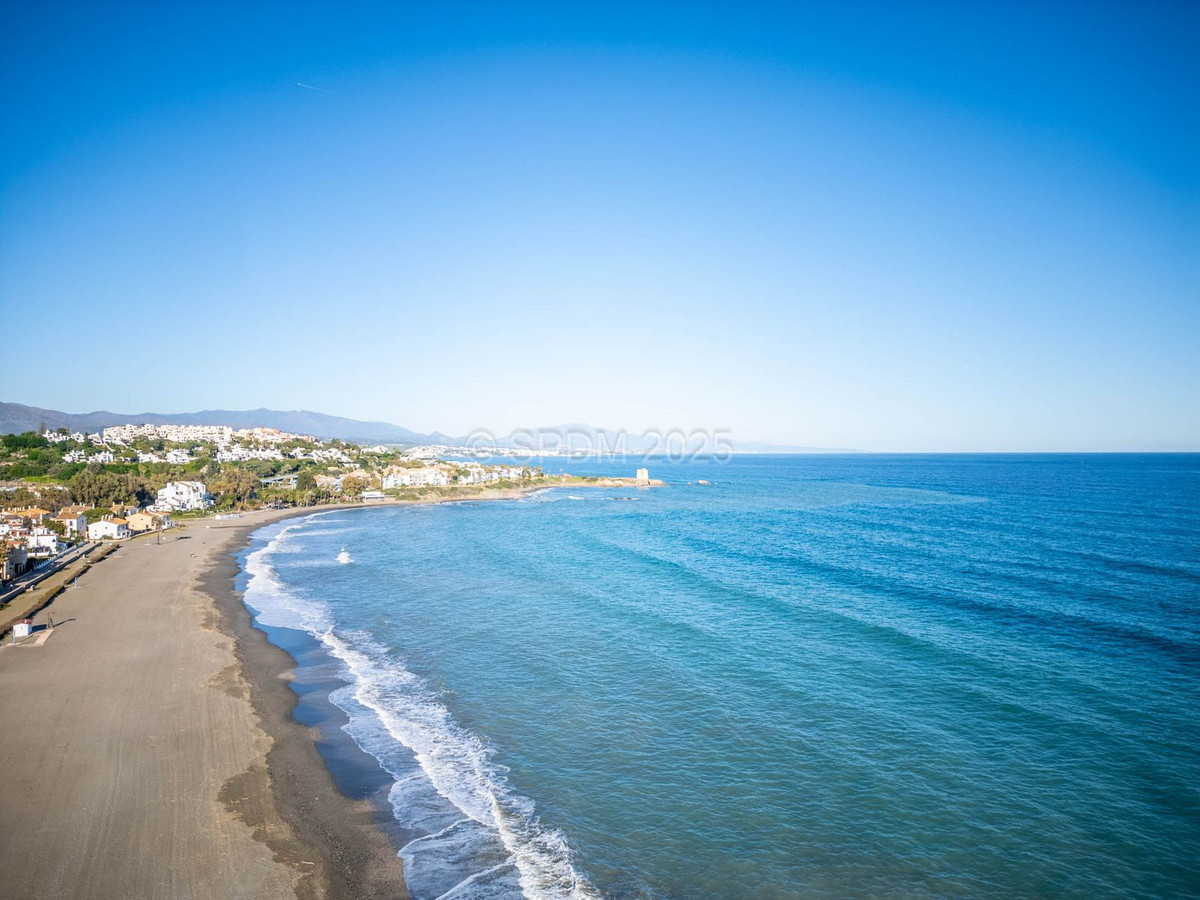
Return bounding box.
[243,519,600,900]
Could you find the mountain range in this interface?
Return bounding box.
[0,401,453,445]
[0,401,855,453]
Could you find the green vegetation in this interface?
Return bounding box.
[2,433,49,451]
[1,428,549,515]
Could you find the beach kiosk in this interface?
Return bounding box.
[12,619,33,639]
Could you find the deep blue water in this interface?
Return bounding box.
[241,454,1200,899]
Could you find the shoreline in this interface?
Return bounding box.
[197,484,568,898]
[204,509,410,899]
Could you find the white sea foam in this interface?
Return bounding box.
[323,630,601,900]
[243,519,601,900]
[243,518,333,633]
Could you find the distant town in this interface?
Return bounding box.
[0,421,577,584]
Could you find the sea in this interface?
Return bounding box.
[236,454,1200,899]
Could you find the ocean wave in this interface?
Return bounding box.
[243,518,333,632]
[323,629,601,900]
[243,520,600,900]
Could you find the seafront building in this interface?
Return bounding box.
[87,517,130,540]
[126,511,172,533]
[151,481,213,512]
[382,467,450,488]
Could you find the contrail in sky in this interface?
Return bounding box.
[297,82,333,93]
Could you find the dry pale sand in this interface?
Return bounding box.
[0,508,406,900]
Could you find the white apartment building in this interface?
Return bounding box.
[216,445,283,462]
[383,467,450,489]
[152,481,213,512]
[166,449,192,464]
[102,423,234,444]
[457,467,500,485]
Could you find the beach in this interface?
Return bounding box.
[0,506,408,900]
[0,479,648,900]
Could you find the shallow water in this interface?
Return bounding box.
[241,454,1200,899]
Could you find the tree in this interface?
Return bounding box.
[208,468,260,507]
[342,476,368,499]
[3,432,49,451]
[296,470,317,491]
[69,468,99,506]
[68,467,153,508]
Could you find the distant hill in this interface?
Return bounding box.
[1,401,857,453]
[0,401,454,445]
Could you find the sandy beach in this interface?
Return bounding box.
[0,506,408,900]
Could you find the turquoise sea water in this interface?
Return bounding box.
[241,455,1200,899]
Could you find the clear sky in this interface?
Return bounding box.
[2,2,1196,451]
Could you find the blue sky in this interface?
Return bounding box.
[1,2,1196,450]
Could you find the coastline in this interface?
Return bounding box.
[204,510,410,899]
[0,481,578,899]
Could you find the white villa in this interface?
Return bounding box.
[26,526,60,557]
[152,481,213,512]
[87,517,130,541]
